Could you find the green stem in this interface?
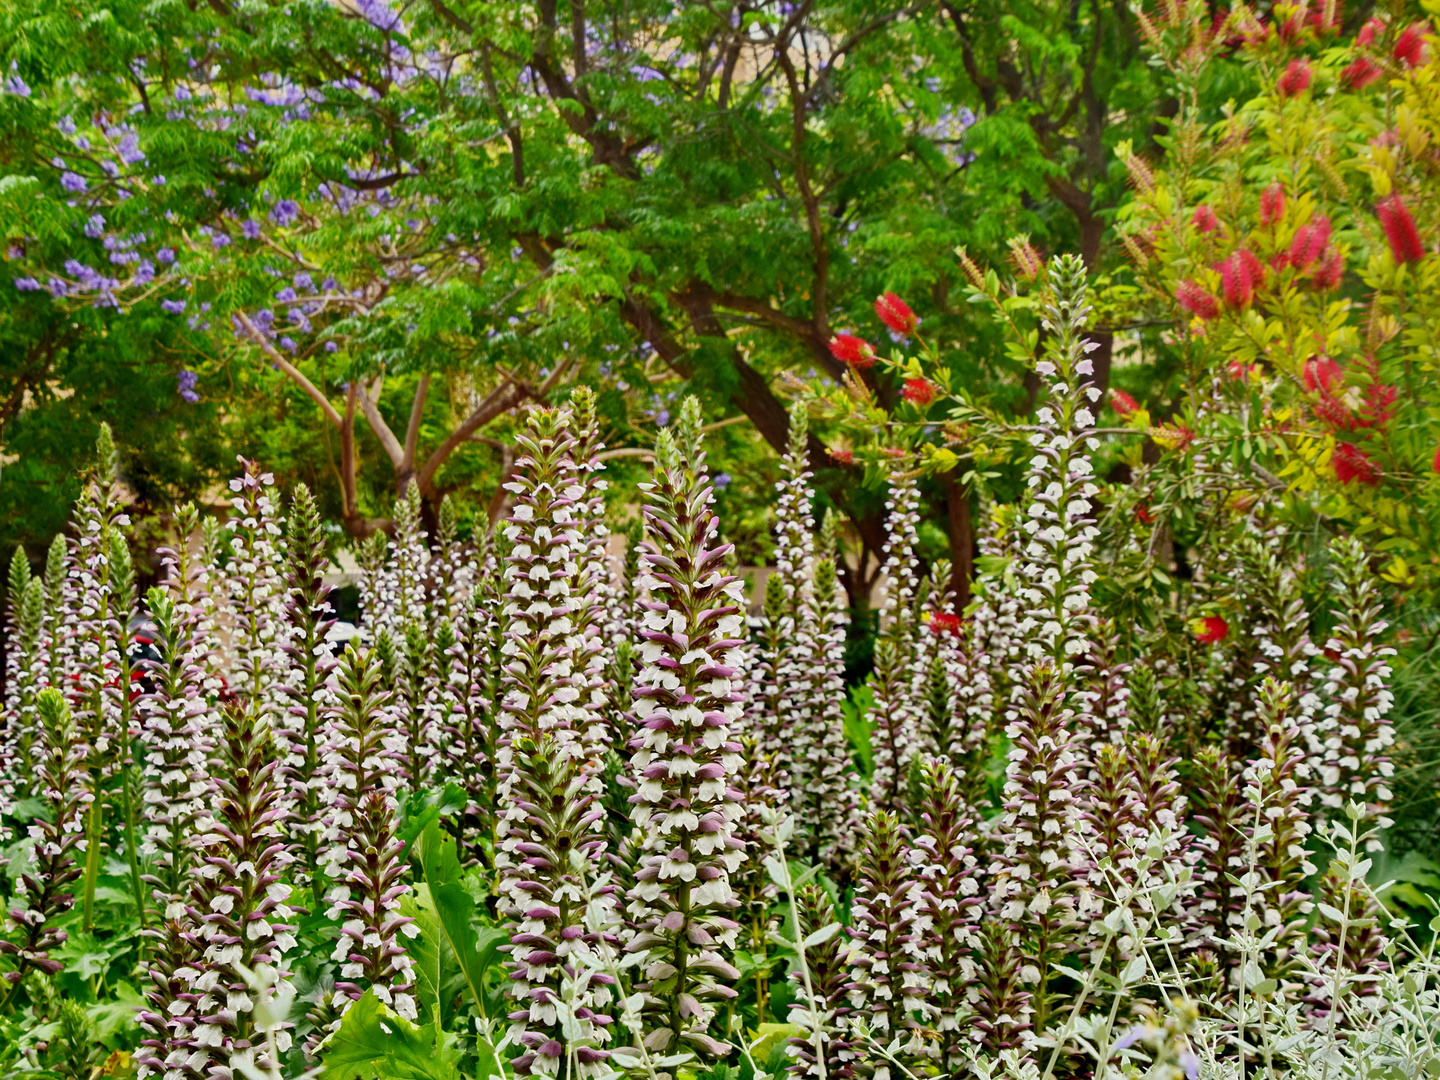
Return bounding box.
[82,792,104,933]
[120,766,148,930]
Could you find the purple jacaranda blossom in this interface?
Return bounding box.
[655,409,670,427]
[4,245,19,260]
[322,277,338,290]
[133,261,155,286]
[101,160,119,178]
[156,247,175,264]
[118,132,144,164]
[242,220,261,239]
[270,199,299,226]
[279,336,296,351]
[176,369,200,402]
[275,286,296,302]
[212,234,230,249]
[4,74,31,97]
[713,473,732,489]
[84,214,105,238]
[13,277,41,291]
[64,260,101,289]
[57,116,76,135]
[293,272,313,290]
[48,278,67,298]
[161,299,186,313]
[324,341,338,353]
[60,171,87,192]
[174,85,192,101]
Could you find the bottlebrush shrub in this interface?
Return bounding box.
[1114,0,1440,602]
[0,357,1426,1080]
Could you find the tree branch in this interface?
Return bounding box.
[402,374,429,472]
[356,374,405,468]
[234,311,342,427]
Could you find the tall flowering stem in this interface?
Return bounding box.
[786,882,854,1080]
[222,459,290,731]
[316,645,414,1024]
[0,689,88,1010]
[867,471,923,815]
[3,574,44,802]
[137,588,213,912]
[1315,536,1395,830]
[914,759,982,1072]
[71,423,131,933]
[843,809,930,1073]
[503,733,614,1078]
[797,514,857,867]
[496,407,588,900]
[279,484,339,905]
[989,663,1084,1036]
[185,703,296,1077]
[568,386,617,767]
[626,424,747,1058]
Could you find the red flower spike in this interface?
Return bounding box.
[1289,215,1333,270]
[1357,383,1398,429]
[1135,503,1154,524]
[829,448,854,465]
[1176,279,1220,320]
[902,377,936,406]
[1377,195,1426,264]
[928,612,963,637]
[1358,16,1386,47]
[1278,59,1313,98]
[1333,442,1382,485]
[1312,247,1344,290]
[1340,57,1384,90]
[1303,355,1344,393]
[1394,22,1428,68]
[1192,205,1221,233]
[1432,443,1440,474]
[1260,183,1286,226]
[1218,249,1264,307]
[1312,393,1355,432]
[875,292,917,334]
[829,333,876,368]
[1190,616,1230,644]
[1110,389,1141,417]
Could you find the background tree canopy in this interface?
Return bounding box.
[0,0,1175,596]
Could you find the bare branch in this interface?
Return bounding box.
[357,375,405,467]
[402,374,430,471]
[234,310,342,427]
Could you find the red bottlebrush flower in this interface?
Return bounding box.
[829,332,876,368]
[1394,22,1428,68]
[1135,502,1155,524]
[875,292,917,334]
[1432,443,1440,473]
[1218,249,1264,307]
[1176,279,1220,320]
[1110,389,1141,417]
[1260,183,1286,226]
[1333,442,1381,485]
[829,447,854,465]
[1357,382,1398,429]
[1303,355,1344,393]
[1312,247,1344,290]
[1358,16,1386,47]
[928,612,963,637]
[1192,205,1221,233]
[1308,0,1343,35]
[1228,359,1258,381]
[1190,615,1230,644]
[1340,57,1384,90]
[1289,215,1333,269]
[1278,59,1313,98]
[1312,393,1355,432]
[902,377,936,406]
[1377,195,1426,264]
